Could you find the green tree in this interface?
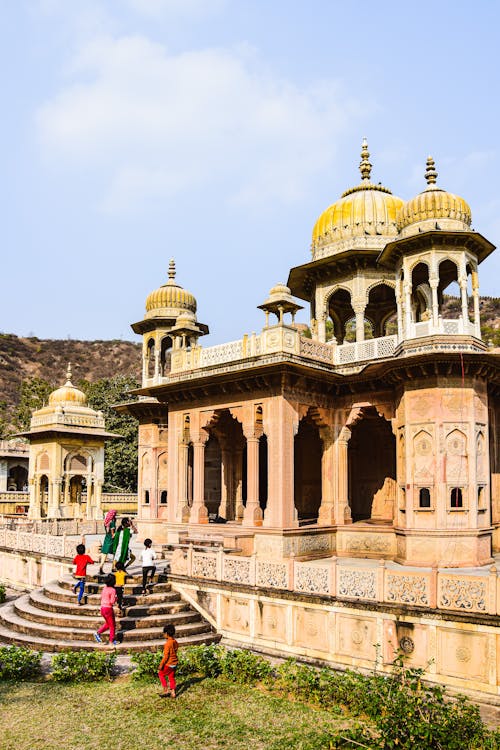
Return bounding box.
[14,377,53,430]
[79,375,139,492]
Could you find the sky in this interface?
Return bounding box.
[1,0,500,345]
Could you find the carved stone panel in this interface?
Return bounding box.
[338,567,377,600]
[337,614,377,661]
[294,607,329,652]
[437,629,488,681]
[221,596,250,634]
[257,602,286,641]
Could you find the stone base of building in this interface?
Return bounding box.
[395,528,493,567]
[171,575,500,700]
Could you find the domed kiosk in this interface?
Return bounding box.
[20,365,119,520]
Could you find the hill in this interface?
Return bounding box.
[0,334,141,429]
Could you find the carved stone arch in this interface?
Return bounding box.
[365,278,396,296]
[408,256,431,275]
[38,451,50,472]
[324,283,354,308]
[446,428,467,455]
[157,450,168,486]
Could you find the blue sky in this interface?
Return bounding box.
[1,0,499,344]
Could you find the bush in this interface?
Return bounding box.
[0,584,6,604]
[0,645,42,680]
[219,648,273,685]
[51,651,116,682]
[130,650,162,681]
[176,644,225,679]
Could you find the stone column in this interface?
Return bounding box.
[178,440,190,522]
[472,270,481,337]
[264,397,298,528]
[318,313,327,344]
[353,299,366,343]
[404,282,412,339]
[318,427,335,526]
[28,476,38,519]
[460,277,469,331]
[234,447,244,520]
[95,480,103,520]
[154,348,161,380]
[219,444,232,521]
[335,427,352,525]
[429,276,439,329]
[189,436,209,524]
[243,435,263,527]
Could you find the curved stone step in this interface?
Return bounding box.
[0,601,212,643]
[31,587,189,618]
[44,580,179,607]
[59,575,172,595]
[0,616,219,653]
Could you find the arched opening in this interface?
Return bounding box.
[39,474,48,517]
[144,490,150,504]
[160,490,168,504]
[160,336,172,376]
[328,288,354,343]
[366,283,397,337]
[204,434,222,517]
[187,443,194,507]
[69,475,85,504]
[411,262,431,322]
[348,411,396,522]
[259,434,268,512]
[294,417,322,523]
[8,464,28,491]
[147,339,155,378]
[419,487,431,508]
[438,259,460,316]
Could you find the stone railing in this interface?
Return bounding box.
[407,317,478,340]
[171,548,498,616]
[0,526,77,559]
[334,335,397,365]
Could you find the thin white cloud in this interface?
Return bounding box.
[36,34,365,213]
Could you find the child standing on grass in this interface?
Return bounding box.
[158,623,179,698]
[114,562,127,615]
[72,543,95,606]
[140,538,156,595]
[94,573,118,646]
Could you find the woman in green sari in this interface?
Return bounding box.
[112,517,138,569]
[99,509,117,574]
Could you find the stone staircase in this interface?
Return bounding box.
[0,574,219,652]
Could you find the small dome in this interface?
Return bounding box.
[176,310,197,325]
[48,365,87,407]
[269,283,292,297]
[312,140,404,253]
[397,157,471,235]
[145,259,197,319]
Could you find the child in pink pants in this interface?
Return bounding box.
[94,573,118,646]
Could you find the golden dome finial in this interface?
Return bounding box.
[425,156,438,186]
[65,363,72,385]
[359,137,372,181]
[168,258,176,281]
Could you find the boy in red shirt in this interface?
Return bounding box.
[72,543,95,605]
[158,623,179,698]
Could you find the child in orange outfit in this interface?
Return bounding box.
[158,623,179,698]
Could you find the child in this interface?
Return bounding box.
[158,623,179,698]
[114,561,127,614]
[72,543,95,606]
[140,538,156,595]
[94,573,118,646]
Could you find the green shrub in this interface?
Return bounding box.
[219,648,273,685]
[130,650,162,681]
[51,651,116,682]
[274,658,321,700]
[0,645,42,680]
[176,643,225,679]
[0,584,6,604]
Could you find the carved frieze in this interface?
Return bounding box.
[295,564,330,595]
[338,568,377,600]
[386,573,429,606]
[439,577,486,612]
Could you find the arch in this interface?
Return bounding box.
[147,338,155,378]
[39,452,49,471]
[204,434,222,517]
[259,433,268,512]
[348,408,396,522]
[294,416,322,523]
[70,454,87,472]
[445,429,468,484]
[327,287,354,343]
[8,464,28,491]
[411,262,431,322]
[39,474,49,518]
[160,336,172,376]
[367,282,397,337]
[69,475,85,504]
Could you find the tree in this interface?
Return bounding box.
[79,375,139,492]
[14,377,53,430]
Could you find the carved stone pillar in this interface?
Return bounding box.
[404,283,412,338]
[189,436,209,524]
[429,276,439,328]
[235,447,244,520]
[353,299,366,343]
[50,478,62,518]
[243,435,263,527]
[318,426,335,526]
[154,349,161,380]
[318,313,327,344]
[460,278,469,330]
[219,444,233,520]
[178,440,190,522]
[472,270,481,337]
[335,427,352,525]
[264,397,298,528]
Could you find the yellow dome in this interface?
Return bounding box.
[397,157,471,233]
[312,140,404,252]
[145,259,197,318]
[48,365,87,406]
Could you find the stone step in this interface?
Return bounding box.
[0,621,219,653]
[44,580,180,607]
[0,601,212,643]
[15,595,200,630]
[60,576,172,595]
[30,588,189,618]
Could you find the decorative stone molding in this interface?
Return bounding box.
[338,567,377,600]
[439,576,487,612]
[294,563,330,595]
[256,560,288,589]
[386,572,430,606]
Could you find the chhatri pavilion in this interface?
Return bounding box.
[123,141,499,571]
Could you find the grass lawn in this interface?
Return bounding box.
[0,677,355,750]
